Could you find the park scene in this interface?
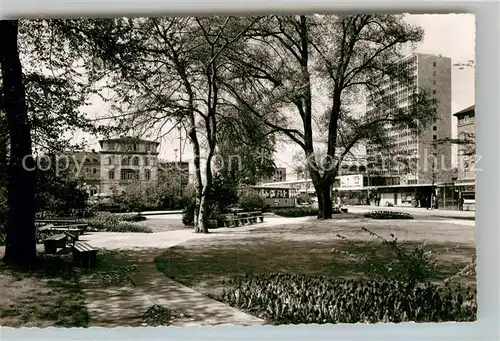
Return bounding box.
[0,14,476,327]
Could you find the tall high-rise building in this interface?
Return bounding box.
[366,53,452,185]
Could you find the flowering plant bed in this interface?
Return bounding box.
[364,211,414,219]
[221,274,476,324]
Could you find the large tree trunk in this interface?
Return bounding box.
[313,180,333,219]
[320,184,333,219]
[194,154,214,234]
[0,20,37,265]
[194,184,209,234]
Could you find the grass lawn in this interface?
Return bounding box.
[0,247,146,327]
[0,250,89,327]
[156,219,476,300]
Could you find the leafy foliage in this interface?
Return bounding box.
[34,155,90,218]
[221,274,476,324]
[238,193,267,212]
[334,227,442,284]
[82,212,152,233]
[0,20,114,152]
[53,17,266,233]
[295,193,314,205]
[364,211,414,219]
[182,174,238,227]
[222,15,436,218]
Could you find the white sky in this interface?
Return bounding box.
[75,13,475,175]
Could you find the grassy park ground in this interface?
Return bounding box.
[0,210,476,326]
[155,217,476,300]
[0,249,89,327]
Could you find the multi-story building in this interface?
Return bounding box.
[99,136,160,194]
[453,105,476,182]
[260,167,286,184]
[71,151,101,196]
[366,53,452,185]
[453,104,476,210]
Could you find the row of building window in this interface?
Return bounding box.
[108,169,151,180]
[106,143,156,152]
[104,156,156,166]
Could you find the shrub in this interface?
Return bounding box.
[221,274,476,324]
[364,211,413,219]
[181,175,238,227]
[82,212,152,233]
[238,193,266,212]
[295,193,314,205]
[115,213,147,222]
[181,197,197,227]
[334,227,440,284]
[273,207,318,217]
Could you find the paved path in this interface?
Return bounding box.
[80,214,307,250]
[81,250,264,327]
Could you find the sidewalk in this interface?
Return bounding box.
[82,254,264,327]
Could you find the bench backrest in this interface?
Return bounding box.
[46,233,67,241]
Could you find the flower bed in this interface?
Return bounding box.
[272,207,318,217]
[221,273,476,324]
[364,211,414,220]
[82,212,152,233]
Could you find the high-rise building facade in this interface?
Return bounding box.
[366,53,452,185]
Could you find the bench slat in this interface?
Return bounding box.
[74,242,96,252]
[72,241,98,268]
[44,233,67,241]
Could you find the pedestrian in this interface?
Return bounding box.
[459,196,464,211]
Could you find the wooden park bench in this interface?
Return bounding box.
[218,211,265,227]
[36,222,88,235]
[332,207,348,214]
[43,233,68,254]
[236,212,251,225]
[72,241,98,268]
[64,230,79,244]
[248,211,264,223]
[218,214,241,227]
